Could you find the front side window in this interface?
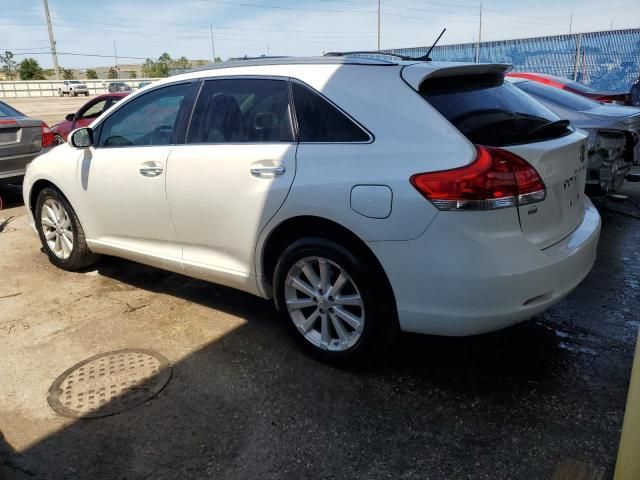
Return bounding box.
[97,83,190,148]
[420,74,570,146]
[79,99,108,120]
[187,78,293,144]
[291,82,370,142]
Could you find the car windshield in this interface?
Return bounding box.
[515,80,601,111]
[536,74,598,93]
[420,73,569,146]
[69,81,81,84]
[0,100,22,117]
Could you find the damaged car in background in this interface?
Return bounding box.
[508,76,640,193]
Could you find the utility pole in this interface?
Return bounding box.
[475,1,482,63]
[43,0,60,79]
[569,13,573,34]
[377,0,381,50]
[210,24,216,62]
[113,40,118,73]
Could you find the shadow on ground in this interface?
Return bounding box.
[2,185,639,479]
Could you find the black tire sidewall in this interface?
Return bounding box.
[35,188,88,270]
[274,237,397,364]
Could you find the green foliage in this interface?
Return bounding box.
[107,67,118,79]
[0,51,18,79]
[18,58,45,80]
[86,69,97,79]
[129,71,137,79]
[214,57,223,63]
[62,68,74,80]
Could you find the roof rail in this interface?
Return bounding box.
[324,51,414,61]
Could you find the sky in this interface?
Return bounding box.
[1,0,639,69]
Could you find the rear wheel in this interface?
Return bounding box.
[73,91,78,97]
[84,92,89,96]
[274,238,397,365]
[35,187,99,271]
[58,89,63,97]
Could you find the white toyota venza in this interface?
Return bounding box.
[23,56,601,364]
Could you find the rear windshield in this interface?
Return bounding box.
[0,100,22,118]
[515,80,600,111]
[420,74,570,146]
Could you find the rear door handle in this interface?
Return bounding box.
[139,161,164,177]
[250,166,286,178]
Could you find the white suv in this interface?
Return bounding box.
[23,56,601,363]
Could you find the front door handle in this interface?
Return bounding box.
[250,165,286,178]
[139,161,164,177]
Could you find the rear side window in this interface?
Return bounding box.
[516,80,599,111]
[292,83,370,142]
[0,101,22,118]
[420,74,569,146]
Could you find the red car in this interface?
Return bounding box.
[51,93,129,144]
[507,72,630,105]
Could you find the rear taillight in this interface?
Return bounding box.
[41,122,54,148]
[410,145,546,211]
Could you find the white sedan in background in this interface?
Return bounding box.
[22,56,600,364]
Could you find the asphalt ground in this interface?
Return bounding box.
[3,96,101,127]
[0,148,639,478]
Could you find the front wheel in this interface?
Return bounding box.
[85,92,89,96]
[73,91,78,97]
[274,238,397,365]
[58,89,63,96]
[35,187,100,271]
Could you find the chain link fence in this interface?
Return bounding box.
[388,28,640,92]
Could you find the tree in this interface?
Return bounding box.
[62,68,74,80]
[0,51,17,80]
[86,68,97,79]
[172,56,190,70]
[107,67,118,79]
[141,58,157,78]
[129,71,137,79]
[214,56,222,63]
[18,58,45,80]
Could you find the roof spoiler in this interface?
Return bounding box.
[402,63,513,90]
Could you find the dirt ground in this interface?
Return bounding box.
[1,176,639,479]
[3,96,101,127]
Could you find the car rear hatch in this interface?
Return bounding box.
[405,62,587,249]
[0,117,42,158]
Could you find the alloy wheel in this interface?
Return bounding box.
[284,256,365,351]
[40,199,74,259]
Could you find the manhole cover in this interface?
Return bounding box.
[47,349,172,419]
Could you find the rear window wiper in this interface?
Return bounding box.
[527,119,571,137]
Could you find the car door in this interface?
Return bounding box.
[75,82,194,269]
[165,77,297,293]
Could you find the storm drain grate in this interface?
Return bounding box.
[47,349,172,419]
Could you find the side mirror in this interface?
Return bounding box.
[69,127,94,148]
[65,113,75,122]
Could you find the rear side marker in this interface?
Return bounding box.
[410,145,546,211]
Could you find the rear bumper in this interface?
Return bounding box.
[0,151,41,183]
[368,199,601,336]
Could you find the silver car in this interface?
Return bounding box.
[509,77,640,193]
[0,100,53,184]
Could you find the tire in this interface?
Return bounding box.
[85,92,89,96]
[73,91,78,97]
[273,237,398,365]
[54,135,65,145]
[35,187,100,271]
[58,89,63,97]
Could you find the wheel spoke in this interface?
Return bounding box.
[333,306,362,330]
[319,259,330,293]
[327,272,348,297]
[44,205,57,224]
[301,262,321,290]
[41,217,56,228]
[299,308,321,333]
[290,277,317,299]
[60,215,71,229]
[61,228,73,241]
[333,294,362,308]
[60,235,71,257]
[320,313,331,348]
[286,297,316,310]
[330,312,350,344]
[54,234,62,255]
[45,231,56,240]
